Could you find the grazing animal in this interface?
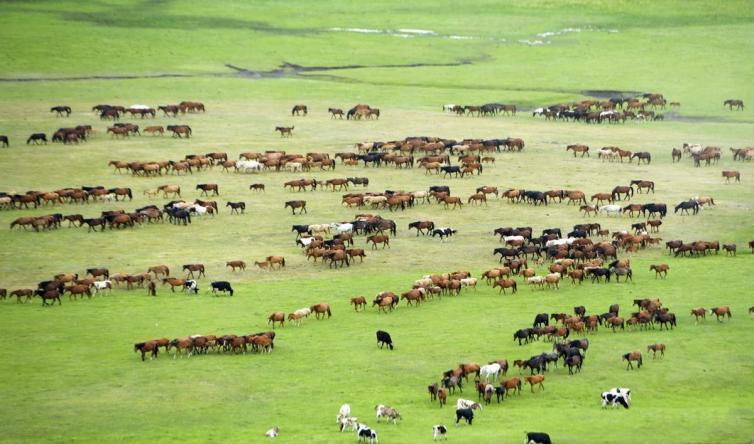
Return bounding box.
[649,264,669,278]
[265,427,279,438]
[602,389,630,409]
[267,312,285,328]
[455,408,474,425]
[210,281,234,296]
[356,424,378,444]
[433,425,448,441]
[710,306,732,321]
[722,170,741,183]
[525,375,545,392]
[526,432,552,444]
[648,343,665,358]
[134,341,159,361]
[376,330,394,350]
[337,404,351,424]
[275,126,294,137]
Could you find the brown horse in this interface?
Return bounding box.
[525,375,545,392]
[566,144,589,157]
[723,244,737,256]
[710,306,731,321]
[182,264,205,278]
[135,341,159,361]
[623,351,642,370]
[291,105,308,116]
[276,126,294,137]
[493,278,517,294]
[309,303,332,319]
[350,296,367,311]
[161,277,184,291]
[501,377,522,397]
[722,170,740,183]
[144,126,164,135]
[249,183,265,192]
[226,260,246,271]
[11,289,34,303]
[649,264,669,279]
[285,200,307,214]
[373,295,395,313]
[196,184,219,196]
[268,312,285,328]
[648,343,665,359]
[691,307,706,322]
[266,256,286,269]
[329,108,344,119]
[367,235,390,249]
[65,285,92,300]
[148,265,170,278]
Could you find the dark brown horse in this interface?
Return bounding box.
[710,306,732,321]
[722,170,740,183]
[329,108,344,119]
[196,184,219,196]
[291,105,308,116]
[182,264,206,278]
[622,351,642,370]
[275,126,294,137]
[285,200,307,214]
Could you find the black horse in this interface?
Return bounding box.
[641,203,667,218]
[0,135,8,147]
[513,328,533,345]
[674,200,699,215]
[50,105,72,117]
[26,133,47,144]
[533,313,549,327]
[441,165,462,177]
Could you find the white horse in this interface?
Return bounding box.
[456,399,482,411]
[236,160,262,173]
[93,280,112,295]
[330,222,353,234]
[504,235,525,244]
[443,104,456,112]
[337,403,351,423]
[294,307,311,318]
[460,277,477,290]
[599,149,617,162]
[129,104,151,110]
[545,238,569,247]
[479,363,501,381]
[532,107,547,117]
[308,224,330,235]
[598,204,622,216]
[191,204,209,216]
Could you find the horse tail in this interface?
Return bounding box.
[127,188,133,199]
[282,258,286,267]
[327,307,332,318]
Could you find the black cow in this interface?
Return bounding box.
[357,425,378,442]
[455,408,473,425]
[601,390,630,409]
[533,313,549,327]
[210,281,233,296]
[526,432,552,444]
[376,330,393,350]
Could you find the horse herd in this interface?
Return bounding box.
[134,330,274,361]
[2,102,205,148]
[291,103,381,120]
[532,94,673,124]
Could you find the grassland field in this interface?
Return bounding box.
[0,1,753,443]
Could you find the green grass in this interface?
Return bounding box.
[0,1,754,443]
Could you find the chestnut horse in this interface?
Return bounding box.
[350,296,367,311]
[710,306,731,321]
[268,312,285,328]
[622,351,642,370]
[309,303,332,319]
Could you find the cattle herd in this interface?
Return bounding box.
[1,96,752,443]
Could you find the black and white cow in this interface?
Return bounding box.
[455,408,473,425]
[433,425,448,440]
[601,388,631,409]
[431,227,457,241]
[526,432,552,444]
[184,280,198,294]
[376,330,393,350]
[211,281,234,296]
[356,424,378,443]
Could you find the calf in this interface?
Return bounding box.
[601,388,630,409]
[455,408,473,425]
[433,425,448,440]
[376,330,394,350]
[264,426,279,438]
[184,280,198,294]
[210,281,234,296]
[356,424,378,444]
[526,432,552,444]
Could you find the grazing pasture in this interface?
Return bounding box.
[0,1,754,443]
